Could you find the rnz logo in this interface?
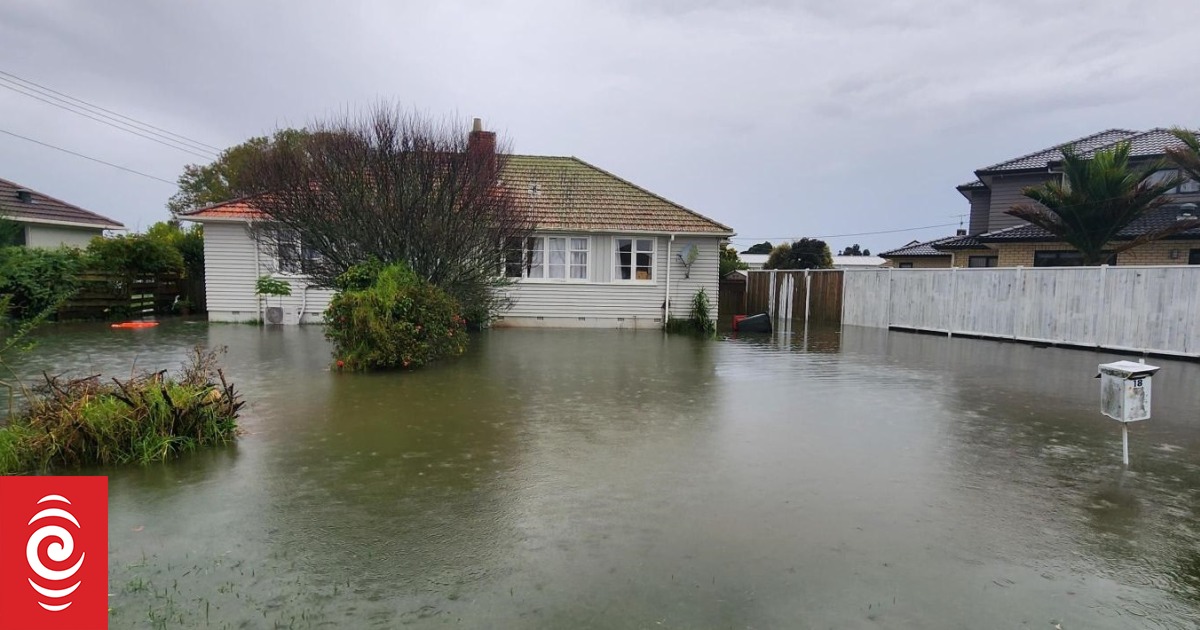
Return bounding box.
[1,476,108,630]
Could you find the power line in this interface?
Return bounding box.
[732,222,962,242]
[0,128,176,185]
[0,79,217,160]
[0,69,222,153]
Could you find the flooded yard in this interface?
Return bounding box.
[10,322,1200,628]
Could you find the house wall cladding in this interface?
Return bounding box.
[204,224,721,327]
[202,222,334,323]
[842,266,1200,357]
[25,224,102,248]
[498,234,720,328]
[985,173,1055,232]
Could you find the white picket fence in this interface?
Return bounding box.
[842,266,1200,357]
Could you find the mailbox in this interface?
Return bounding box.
[1097,360,1160,423]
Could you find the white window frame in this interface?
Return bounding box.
[505,234,591,283]
[613,236,658,284]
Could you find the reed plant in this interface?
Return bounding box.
[0,346,242,475]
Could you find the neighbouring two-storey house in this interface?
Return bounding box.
[882,128,1200,268]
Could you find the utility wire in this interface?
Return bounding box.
[732,222,962,242]
[0,69,222,153]
[0,128,176,185]
[0,77,218,160]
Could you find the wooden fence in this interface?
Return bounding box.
[842,266,1200,358]
[745,269,844,326]
[59,272,181,320]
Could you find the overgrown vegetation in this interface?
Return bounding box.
[0,246,83,320]
[720,245,749,277]
[764,238,834,270]
[231,105,531,325]
[665,288,716,337]
[0,347,242,475]
[324,261,468,371]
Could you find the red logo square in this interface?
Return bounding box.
[0,476,108,630]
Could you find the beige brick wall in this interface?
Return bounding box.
[993,240,1200,266]
[883,255,952,268]
[949,248,1000,268]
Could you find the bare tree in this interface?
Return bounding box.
[233,104,532,320]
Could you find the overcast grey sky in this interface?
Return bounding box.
[2,0,1198,253]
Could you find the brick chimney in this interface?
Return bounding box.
[467,117,496,156]
[466,117,498,179]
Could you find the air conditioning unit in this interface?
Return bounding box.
[264,306,284,325]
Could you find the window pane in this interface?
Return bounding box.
[617,239,632,279]
[636,252,653,280]
[548,238,566,278]
[636,239,653,252]
[570,238,587,250]
[527,238,545,278]
[570,250,587,279]
[968,256,998,268]
[1190,249,1200,265]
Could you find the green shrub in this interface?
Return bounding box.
[0,246,83,320]
[85,233,184,276]
[324,262,468,371]
[665,288,716,337]
[0,347,242,475]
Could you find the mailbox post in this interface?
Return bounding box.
[1097,360,1160,466]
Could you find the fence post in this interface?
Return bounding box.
[1014,266,1024,340]
[1093,264,1107,347]
[885,266,893,328]
[804,269,812,326]
[768,269,777,320]
[948,266,957,338]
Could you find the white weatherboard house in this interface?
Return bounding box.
[1,177,124,247]
[183,131,734,328]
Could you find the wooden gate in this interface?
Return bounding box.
[745,269,844,326]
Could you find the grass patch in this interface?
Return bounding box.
[0,347,243,475]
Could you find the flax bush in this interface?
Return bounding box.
[0,347,242,475]
[324,262,468,371]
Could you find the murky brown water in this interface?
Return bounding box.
[9,321,1200,628]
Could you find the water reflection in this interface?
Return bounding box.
[7,322,1200,627]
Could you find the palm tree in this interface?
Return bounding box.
[1007,141,1195,265]
[1165,127,1200,183]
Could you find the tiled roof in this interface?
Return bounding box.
[185,155,734,235]
[933,234,985,250]
[957,179,985,190]
[1078,128,1195,160]
[879,237,956,257]
[979,129,1138,173]
[0,177,124,229]
[500,155,731,234]
[977,204,1200,242]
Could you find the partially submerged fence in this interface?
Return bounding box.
[59,272,181,320]
[842,266,1200,358]
[745,269,844,326]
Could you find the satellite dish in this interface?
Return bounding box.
[677,244,700,278]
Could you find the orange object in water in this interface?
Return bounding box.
[110,321,159,329]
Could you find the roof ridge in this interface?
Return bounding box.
[978,128,1139,173]
[0,176,124,228]
[564,156,734,234]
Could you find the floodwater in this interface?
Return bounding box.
[8,321,1200,628]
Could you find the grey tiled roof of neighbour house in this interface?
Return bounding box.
[931,234,985,249]
[879,237,956,257]
[1077,128,1193,159]
[0,177,124,228]
[956,179,986,190]
[978,129,1139,173]
[977,205,1200,242]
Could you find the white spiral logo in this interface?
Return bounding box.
[26,494,85,612]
